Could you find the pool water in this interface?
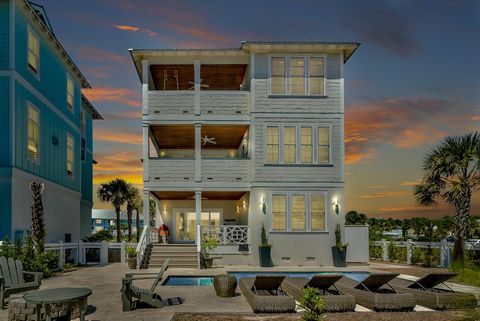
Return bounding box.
[162,271,369,286]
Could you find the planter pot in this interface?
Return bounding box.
[331,246,347,267]
[258,246,273,267]
[203,257,213,269]
[127,257,137,269]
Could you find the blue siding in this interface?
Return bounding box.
[81,105,93,202]
[0,77,11,167]
[0,168,12,239]
[0,0,9,69]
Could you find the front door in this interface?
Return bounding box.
[173,209,221,243]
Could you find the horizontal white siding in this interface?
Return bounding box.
[253,53,342,114]
[148,91,194,115]
[200,91,250,115]
[202,159,250,182]
[149,159,195,182]
[253,117,342,183]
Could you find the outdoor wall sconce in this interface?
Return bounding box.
[332,200,340,215]
[51,136,58,145]
[163,206,167,216]
[243,200,248,209]
[236,205,241,214]
[260,198,266,215]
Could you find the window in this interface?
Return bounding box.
[27,104,39,161]
[272,195,287,230]
[27,28,39,74]
[81,138,86,162]
[95,219,102,224]
[291,195,306,230]
[80,110,86,136]
[271,57,286,94]
[283,127,296,163]
[66,133,74,177]
[318,127,330,163]
[270,56,326,95]
[309,57,325,95]
[67,74,74,110]
[289,57,305,94]
[270,192,327,232]
[266,126,279,164]
[311,194,326,231]
[300,127,313,163]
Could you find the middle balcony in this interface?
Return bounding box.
[146,124,251,187]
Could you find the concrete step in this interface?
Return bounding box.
[149,263,198,269]
[150,257,198,263]
[150,253,197,259]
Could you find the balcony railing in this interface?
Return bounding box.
[201,225,249,245]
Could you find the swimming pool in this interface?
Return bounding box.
[162,271,370,286]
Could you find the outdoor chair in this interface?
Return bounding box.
[336,272,416,311]
[390,272,477,310]
[239,275,296,313]
[121,258,184,311]
[282,274,355,312]
[0,256,42,309]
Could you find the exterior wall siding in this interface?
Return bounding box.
[0,76,11,167]
[200,91,250,115]
[148,91,194,115]
[149,159,195,182]
[201,159,250,182]
[0,169,12,239]
[0,0,9,69]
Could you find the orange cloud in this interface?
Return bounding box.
[93,174,143,185]
[379,206,438,212]
[114,24,157,37]
[75,46,129,65]
[368,185,388,189]
[400,179,421,186]
[93,152,143,186]
[83,87,140,107]
[471,115,480,121]
[358,191,410,199]
[94,128,142,144]
[160,22,230,45]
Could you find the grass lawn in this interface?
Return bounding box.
[451,267,480,287]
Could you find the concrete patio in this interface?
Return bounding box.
[1,262,478,321]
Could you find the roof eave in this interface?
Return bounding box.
[81,94,103,120]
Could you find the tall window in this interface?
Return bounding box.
[271,57,286,94]
[66,134,74,177]
[318,127,330,163]
[283,127,296,163]
[311,194,326,231]
[272,195,286,230]
[309,57,325,95]
[300,127,313,163]
[67,75,74,110]
[80,110,86,136]
[27,105,39,161]
[289,57,305,94]
[291,195,306,230]
[27,29,39,74]
[266,126,279,164]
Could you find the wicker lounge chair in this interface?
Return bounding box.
[0,256,42,309]
[239,275,296,313]
[390,272,477,310]
[282,275,355,312]
[121,258,184,311]
[336,273,416,311]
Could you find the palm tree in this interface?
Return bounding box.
[97,178,129,242]
[125,184,141,242]
[414,132,480,265]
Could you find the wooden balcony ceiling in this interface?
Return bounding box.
[151,125,248,149]
[150,64,247,90]
[153,191,247,200]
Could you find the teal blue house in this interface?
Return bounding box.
[0,0,101,242]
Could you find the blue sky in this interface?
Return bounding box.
[38,0,479,217]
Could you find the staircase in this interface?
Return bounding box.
[146,244,198,269]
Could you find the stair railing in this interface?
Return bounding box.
[136,226,157,269]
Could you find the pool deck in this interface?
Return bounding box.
[1,262,478,321]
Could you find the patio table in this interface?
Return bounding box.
[23,287,92,321]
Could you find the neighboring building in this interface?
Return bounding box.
[130,41,359,266]
[91,209,144,236]
[0,1,101,242]
[383,228,403,239]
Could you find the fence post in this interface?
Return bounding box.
[440,238,451,268]
[73,240,79,265]
[58,241,65,270]
[100,241,108,266]
[406,239,413,265]
[381,239,388,261]
[121,241,126,264]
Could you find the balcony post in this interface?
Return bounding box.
[143,125,149,182]
[194,123,202,182]
[142,59,149,115]
[195,190,202,245]
[143,191,150,227]
[194,60,201,116]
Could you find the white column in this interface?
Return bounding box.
[143,191,150,227]
[194,60,201,115]
[195,123,202,182]
[143,125,149,182]
[142,59,149,115]
[195,190,202,246]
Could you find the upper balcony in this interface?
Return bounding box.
[145,64,251,118]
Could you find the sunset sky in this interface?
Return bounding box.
[39,0,479,218]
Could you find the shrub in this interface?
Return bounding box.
[126,245,136,258]
[86,230,113,242]
[369,244,382,259]
[300,287,326,321]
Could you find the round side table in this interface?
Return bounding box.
[213,274,237,297]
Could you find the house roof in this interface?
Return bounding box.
[81,94,103,120]
[22,0,91,88]
[129,41,360,81]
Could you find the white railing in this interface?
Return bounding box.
[201,225,249,245]
[136,226,158,268]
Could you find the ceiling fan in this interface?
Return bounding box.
[188,79,210,90]
[189,194,207,200]
[201,135,216,146]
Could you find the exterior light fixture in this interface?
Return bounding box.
[332,200,340,215]
[260,198,266,215]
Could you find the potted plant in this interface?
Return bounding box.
[258,224,273,267]
[331,224,348,267]
[126,245,137,269]
[201,235,218,269]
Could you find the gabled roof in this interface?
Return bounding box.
[21,0,91,88]
[81,94,103,120]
